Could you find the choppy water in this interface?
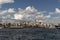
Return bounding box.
[0,28,60,40]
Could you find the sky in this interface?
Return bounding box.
[0,0,60,23]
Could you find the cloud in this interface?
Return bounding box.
[14,6,51,22]
[48,8,60,23]
[36,14,44,18]
[54,17,60,24]
[14,6,38,20]
[0,0,14,7]
[0,6,60,23]
[2,15,11,19]
[0,10,7,15]
[8,8,15,13]
[55,8,60,13]
[0,6,51,22]
[0,8,15,15]
[44,15,51,19]
[0,8,15,19]
[49,8,60,15]
[14,14,23,20]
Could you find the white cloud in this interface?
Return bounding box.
[14,14,23,20]
[55,8,60,13]
[14,6,51,22]
[44,15,51,19]
[0,8,15,15]
[0,6,60,23]
[25,6,37,13]
[49,8,60,15]
[0,6,51,22]
[54,18,60,24]
[14,6,38,20]
[48,8,60,23]
[8,8,15,13]
[0,0,14,7]
[0,10,7,15]
[36,14,44,18]
[0,8,15,19]
[2,15,11,18]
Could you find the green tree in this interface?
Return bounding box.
[7,23,11,28]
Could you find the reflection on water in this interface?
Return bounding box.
[0,28,60,40]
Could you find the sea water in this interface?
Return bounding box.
[0,28,60,40]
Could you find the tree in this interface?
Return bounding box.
[7,23,11,28]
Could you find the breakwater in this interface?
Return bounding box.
[0,28,60,40]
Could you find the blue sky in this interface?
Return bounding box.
[1,0,60,11]
[0,0,60,23]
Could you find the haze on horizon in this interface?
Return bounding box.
[0,0,60,24]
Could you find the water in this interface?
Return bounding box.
[0,28,60,40]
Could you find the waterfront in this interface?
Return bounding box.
[0,28,60,40]
[0,21,56,29]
